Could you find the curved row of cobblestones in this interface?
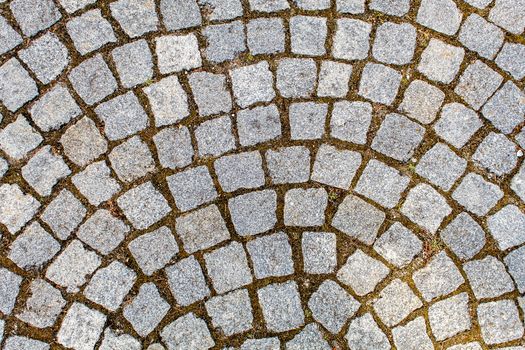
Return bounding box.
[0,0,524,349]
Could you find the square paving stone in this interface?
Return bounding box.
[110,0,159,38]
[416,0,462,35]
[459,13,504,60]
[372,279,422,327]
[41,189,86,240]
[257,281,304,332]
[57,303,106,350]
[109,136,155,182]
[0,58,38,112]
[161,313,215,350]
[332,194,385,245]
[117,182,171,230]
[123,283,170,337]
[0,116,42,160]
[0,268,22,315]
[167,166,217,212]
[284,188,327,227]
[355,159,410,208]
[440,212,486,261]
[392,317,433,350]
[16,279,65,328]
[317,61,353,98]
[337,249,389,296]
[4,337,48,350]
[237,104,281,146]
[358,63,401,105]
[230,61,275,108]
[229,190,277,236]
[112,39,153,88]
[370,0,410,16]
[60,116,107,167]
[312,143,361,189]
[276,58,317,98]
[453,173,503,216]
[198,0,243,21]
[195,116,235,157]
[399,79,445,125]
[69,54,117,105]
[204,241,253,293]
[129,226,178,276]
[434,103,482,149]
[29,84,81,132]
[464,255,515,299]
[8,222,60,270]
[289,102,327,140]
[429,293,471,341]
[58,0,96,13]
[504,245,525,293]
[205,289,253,336]
[496,42,525,80]
[482,81,525,135]
[84,261,136,311]
[290,16,327,56]
[455,60,503,110]
[156,33,201,74]
[21,146,70,196]
[175,204,230,253]
[99,329,140,350]
[215,151,265,192]
[247,18,285,55]
[412,251,464,301]
[373,222,422,268]
[160,0,201,30]
[95,91,149,140]
[477,300,524,345]
[473,132,518,176]
[18,33,69,84]
[144,75,189,127]
[46,240,101,293]
[247,232,294,278]
[371,113,425,162]
[417,39,464,84]
[286,323,331,350]
[72,161,121,206]
[0,184,40,234]
[66,9,116,55]
[345,313,390,350]
[266,146,310,184]
[203,21,246,63]
[487,204,525,250]
[10,0,61,37]
[77,209,129,255]
[0,16,22,55]
[248,0,289,11]
[332,18,371,61]
[189,71,232,117]
[488,0,525,34]
[336,0,364,13]
[302,231,336,274]
[241,338,280,350]
[330,101,371,143]
[165,256,210,306]
[402,183,452,233]
[372,22,416,65]
[416,143,467,191]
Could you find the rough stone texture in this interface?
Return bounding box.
[167,166,217,212]
[156,33,202,74]
[203,21,246,63]
[16,279,65,328]
[0,116,42,160]
[160,0,201,31]
[290,16,327,56]
[99,329,140,350]
[161,313,215,350]
[8,222,60,270]
[399,79,445,125]
[452,173,503,216]
[276,58,317,98]
[302,231,337,274]
[477,300,524,345]
[496,42,525,80]
[332,194,385,245]
[402,183,452,233]
[230,61,275,108]
[189,72,232,117]
[112,39,153,88]
[166,256,210,307]
[434,102,482,149]
[487,205,525,250]
[0,58,38,112]
[110,0,159,38]
[129,226,178,276]
[289,102,327,140]
[247,232,293,278]
[372,22,416,65]
[57,303,106,350]
[144,75,189,127]
[29,84,80,132]
[241,338,280,350]
[0,16,22,55]
[66,9,116,55]
[488,0,525,34]
[58,0,96,13]
[266,146,310,184]
[196,116,236,157]
[257,281,304,332]
[415,143,467,191]
[237,104,282,147]
[330,101,371,144]
[41,190,86,240]
[418,39,464,84]
[215,151,265,192]
[153,126,194,169]
[392,317,434,350]
[60,117,108,167]
[4,337,49,350]
[205,289,253,336]
[109,136,154,182]
[123,283,170,337]
[464,256,515,299]
[229,190,277,236]
[412,251,464,301]
[504,245,525,293]
[22,146,71,196]
[332,18,371,61]
[0,268,22,315]
[0,183,40,234]
[473,132,518,176]
[198,0,243,21]
[429,293,471,341]
[312,143,361,189]
[416,0,462,35]
[370,0,410,16]
[72,161,121,206]
[69,54,117,105]
[482,81,525,135]
[373,279,422,327]
[10,0,61,37]
[358,63,401,105]
[373,222,422,268]
[345,313,390,350]
[337,249,389,296]
[455,60,503,110]
[440,212,486,261]
[317,61,353,98]
[284,188,327,227]
[204,242,253,293]
[286,324,331,350]
[459,14,504,60]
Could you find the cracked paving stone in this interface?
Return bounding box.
[123,283,170,337]
[337,249,389,296]
[257,281,304,333]
[166,256,210,307]
[229,190,277,236]
[284,187,328,227]
[128,226,178,276]
[247,232,293,278]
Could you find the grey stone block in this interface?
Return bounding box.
[10,0,61,36]
[0,58,38,112]
[434,103,482,149]
[228,190,277,236]
[0,116,42,160]
[289,102,327,140]
[161,313,215,350]
[358,63,401,105]
[417,39,464,84]
[257,281,304,332]
[247,232,294,278]
[302,231,336,274]
[373,279,422,327]
[416,0,462,35]
[112,39,153,88]
[166,256,210,306]
[144,75,189,127]
[453,173,503,216]
[428,293,471,341]
[416,143,467,191]
[203,21,246,63]
[332,18,371,61]
[290,16,327,56]
[189,71,232,117]
[392,317,433,350]
[109,136,155,182]
[487,204,525,250]
[312,143,361,189]
[22,145,71,196]
[399,79,445,124]
[66,9,116,55]
[0,184,40,234]
[455,60,503,110]
[129,226,178,276]
[160,0,201,30]
[156,33,202,74]
[459,13,504,59]
[266,146,310,184]
[77,209,129,255]
[317,61,353,98]
[247,18,285,55]
[153,126,194,169]
[464,256,515,299]
[440,212,486,261]
[337,249,389,296]
[477,300,524,345]
[72,161,121,206]
[284,187,327,227]
[230,61,275,108]
[110,0,159,38]
[167,166,217,212]
[60,116,107,167]
[276,58,317,98]
[214,151,265,192]
[195,116,235,157]
[123,283,170,337]
[8,222,60,270]
[372,22,416,65]
[482,81,525,134]
[373,222,422,268]
[16,279,65,328]
[41,189,86,240]
[69,54,117,105]
[205,289,253,335]
[29,84,80,132]
[57,303,106,350]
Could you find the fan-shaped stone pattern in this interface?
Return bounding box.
[0,0,524,348]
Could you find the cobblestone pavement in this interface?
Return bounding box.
[0,0,524,349]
